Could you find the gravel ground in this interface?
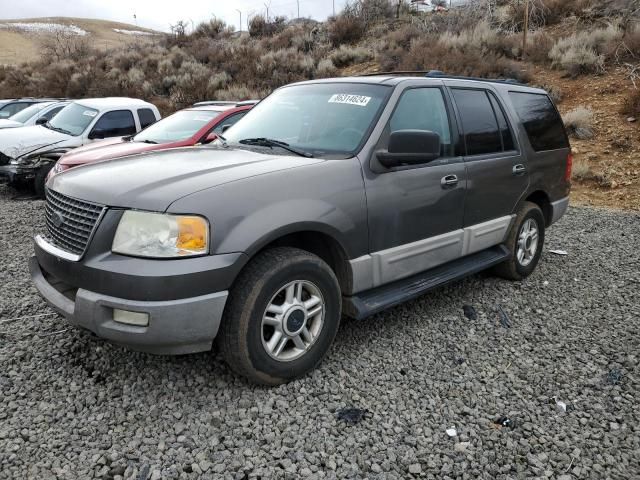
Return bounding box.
[1,184,639,480]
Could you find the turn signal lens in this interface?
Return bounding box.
[177,217,208,252]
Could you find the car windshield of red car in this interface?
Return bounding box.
[134,110,222,144]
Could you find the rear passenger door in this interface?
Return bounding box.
[448,86,528,228]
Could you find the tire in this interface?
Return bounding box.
[492,201,546,281]
[218,247,342,385]
[34,163,55,199]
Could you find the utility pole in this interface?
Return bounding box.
[297,0,300,18]
[333,0,335,16]
[236,9,242,32]
[264,2,270,20]
[522,0,529,58]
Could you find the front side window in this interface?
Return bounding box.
[388,87,453,157]
[509,92,569,152]
[452,89,502,156]
[135,110,221,144]
[42,105,65,121]
[91,110,137,138]
[223,83,391,157]
[213,111,247,134]
[48,103,99,136]
[0,102,34,119]
[138,108,157,129]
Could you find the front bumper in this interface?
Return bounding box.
[0,164,37,182]
[30,256,229,355]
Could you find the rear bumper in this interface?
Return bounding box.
[29,256,228,355]
[550,196,570,225]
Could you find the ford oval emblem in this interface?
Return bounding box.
[52,211,65,228]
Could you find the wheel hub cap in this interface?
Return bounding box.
[261,280,325,362]
[517,218,539,267]
[284,308,306,335]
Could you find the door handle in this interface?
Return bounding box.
[513,164,526,175]
[441,174,459,187]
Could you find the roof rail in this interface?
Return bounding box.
[235,100,260,107]
[361,70,526,86]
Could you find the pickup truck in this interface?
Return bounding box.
[30,73,571,384]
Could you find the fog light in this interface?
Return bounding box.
[113,309,149,327]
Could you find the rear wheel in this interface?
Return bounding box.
[218,247,341,385]
[493,201,546,280]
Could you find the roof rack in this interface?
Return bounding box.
[235,100,260,107]
[361,70,525,86]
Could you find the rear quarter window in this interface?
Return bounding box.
[509,92,569,152]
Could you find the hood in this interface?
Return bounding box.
[0,120,23,130]
[59,138,164,167]
[0,125,72,159]
[49,147,323,212]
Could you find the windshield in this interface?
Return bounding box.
[9,103,51,123]
[134,109,221,144]
[48,103,99,136]
[223,83,390,157]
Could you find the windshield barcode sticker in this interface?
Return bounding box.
[83,110,97,117]
[328,94,371,107]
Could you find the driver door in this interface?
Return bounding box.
[362,87,467,287]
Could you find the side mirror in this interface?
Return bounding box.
[35,117,48,126]
[376,130,441,168]
[203,132,218,144]
[221,124,232,134]
[88,129,105,140]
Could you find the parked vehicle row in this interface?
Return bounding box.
[28,73,572,385]
[0,101,69,130]
[0,97,160,195]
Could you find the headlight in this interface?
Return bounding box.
[112,211,209,258]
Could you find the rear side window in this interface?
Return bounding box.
[451,89,502,156]
[92,110,137,137]
[509,92,569,151]
[138,108,157,129]
[489,94,515,151]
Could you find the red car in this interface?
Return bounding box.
[48,102,255,178]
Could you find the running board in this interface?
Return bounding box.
[343,245,510,320]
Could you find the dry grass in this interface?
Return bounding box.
[0,17,159,65]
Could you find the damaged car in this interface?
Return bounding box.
[0,101,69,130]
[0,98,160,196]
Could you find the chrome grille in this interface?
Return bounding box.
[44,189,104,256]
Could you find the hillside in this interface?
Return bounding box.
[0,17,161,65]
[0,1,638,210]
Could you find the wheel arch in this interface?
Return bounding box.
[523,190,552,227]
[243,225,354,295]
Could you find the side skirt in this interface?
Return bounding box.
[342,245,510,320]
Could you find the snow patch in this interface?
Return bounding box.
[0,22,88,36]
[113,28,154,36]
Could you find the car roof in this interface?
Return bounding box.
[72,97,156,110]
[187,105,236,112]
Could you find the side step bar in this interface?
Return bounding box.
[343,245,510,320]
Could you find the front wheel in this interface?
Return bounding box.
[218,247,341,385]
[34,163,55,198]
[493,201,546,280]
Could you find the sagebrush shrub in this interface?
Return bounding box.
[330,45,373,68]
[563,107,595,139]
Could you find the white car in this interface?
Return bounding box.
[0,97,160,195]
[0,101,69,130]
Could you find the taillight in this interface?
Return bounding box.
[565,152,573,182]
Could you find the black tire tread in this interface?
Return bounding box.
[218,246,340,385]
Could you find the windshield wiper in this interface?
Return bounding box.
[45,122,73,136]
[238,138,313,158]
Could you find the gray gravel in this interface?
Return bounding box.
[1,183,639,479]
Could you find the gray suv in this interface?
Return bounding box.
[30,74,571,384]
